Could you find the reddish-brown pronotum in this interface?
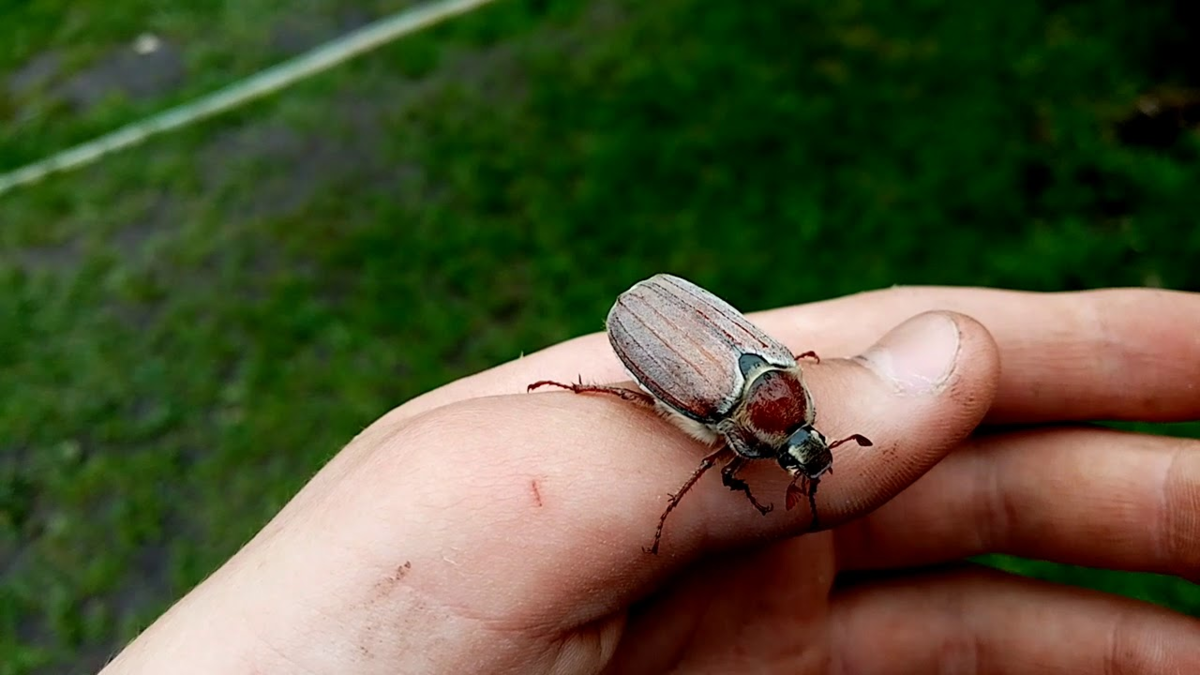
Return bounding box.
[529,273,871,554]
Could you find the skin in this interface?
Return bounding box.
[100,286,1200,674]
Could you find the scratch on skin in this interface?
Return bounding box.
[530,479,544,507]
[395,561,412,579]
[371,561,412,600]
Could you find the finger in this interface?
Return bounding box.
[600,536,834,675]
[388,286,1200,425]
[835,427,1200,579]
[339,312,997,626]
[762,285,1200,425]
[749,310,1000,534]
[831,565,1200,674]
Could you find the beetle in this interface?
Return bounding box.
[528,273,872,554]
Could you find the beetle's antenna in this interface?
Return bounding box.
[828,433,873,450]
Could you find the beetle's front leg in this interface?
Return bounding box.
[786,474,822,531]
[793,350,821,363]
[720,456,773,515]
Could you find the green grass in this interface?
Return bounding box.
[2,0,1199,671]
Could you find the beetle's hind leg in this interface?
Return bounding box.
[527,376,655,407]
[720,456,773,515]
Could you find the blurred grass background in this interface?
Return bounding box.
[2,0,1199,671]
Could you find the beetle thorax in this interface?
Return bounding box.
[732,366,813,450]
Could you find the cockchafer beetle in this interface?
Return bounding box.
[528,273,872,554]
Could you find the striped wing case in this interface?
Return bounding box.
[605,274,797,424]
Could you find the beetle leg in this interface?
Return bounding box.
[645,446,728,554]
[806,477,821,530]
[720,456,772,515]
[786,474,822,531]
[526,379,655,407]
[794,350,821,363]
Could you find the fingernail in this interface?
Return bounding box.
[858,312,960,395]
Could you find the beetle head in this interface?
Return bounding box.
[777,425,833,479]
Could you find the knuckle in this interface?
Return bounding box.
[1158,439,1200,581]
[975,443,1017,552]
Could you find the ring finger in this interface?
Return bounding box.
[831,565,1200,674]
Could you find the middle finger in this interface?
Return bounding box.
[835,426,1200,579]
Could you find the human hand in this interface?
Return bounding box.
[101,286,1200,674]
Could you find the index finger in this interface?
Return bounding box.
[391,285,1200,426]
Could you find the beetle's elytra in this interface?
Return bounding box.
[528,273,871,554]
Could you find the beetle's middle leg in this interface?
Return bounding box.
[645,445,729,554]
[720,456,772,515]
[527,376,655,407]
